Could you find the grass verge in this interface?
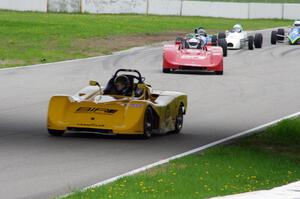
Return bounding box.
[0,11,292,68]
[63,117,300,199]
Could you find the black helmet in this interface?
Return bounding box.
[114,75,129,92]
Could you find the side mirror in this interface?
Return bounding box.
[89,80,100,87]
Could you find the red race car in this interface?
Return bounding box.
[163,37,224,75]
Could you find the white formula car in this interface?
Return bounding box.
[219,24,263,50]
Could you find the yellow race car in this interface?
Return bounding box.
[47,69,187,138]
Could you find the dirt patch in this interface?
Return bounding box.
[71,30,223,57]
[0,59,26,68]
[71,31,189,57]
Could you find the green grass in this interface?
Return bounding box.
[190,0,300,3]
[0,11,292,68]
[63,117,300,199]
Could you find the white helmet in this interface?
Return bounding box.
[293,20,300,27]
[187,38,200,49]
[233,24,243,32]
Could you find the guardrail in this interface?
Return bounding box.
[0,0,299,19]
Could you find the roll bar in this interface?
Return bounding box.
[113,69,144,83]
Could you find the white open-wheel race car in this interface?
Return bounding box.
[214,24,263,50]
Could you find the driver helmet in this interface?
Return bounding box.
[114,75,129,93]
[197,28,207,37]
[233,24,243,32]
[293,20,300,27]
[187,38,200,49]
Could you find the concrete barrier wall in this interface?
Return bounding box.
[48,0,81,13]
[182,1,248,18]
[148,0,182,15]
[0,0,47,12]
[283,4,300,19]
[82,0,147,14]
[0,0,299,20]
[249,3,283,19]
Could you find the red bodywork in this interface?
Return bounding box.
[163,43,223,73]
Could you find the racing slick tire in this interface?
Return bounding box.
[48,129,65,136]
[215,71,223,75]
[143,107,154,139]
[218,39,227,57]
[254,33,263,48]
[218,32,226,39]
[173,105,184,134]
[271,31,277,45]
[211,35,218,46]
[163,68,171,73]
[248,36,254,50]
[277,28,285,40]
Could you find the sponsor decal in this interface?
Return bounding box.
[76,123,104,127]
[129,104,143,108]
[75,107,118,114]
[181,55,206,60]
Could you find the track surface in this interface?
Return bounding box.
[0,29,300,199]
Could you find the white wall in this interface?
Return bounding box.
[249,3,283,19]
[182,1,248,18]
[0,0,47,12]
[283,4,300,20]
[148,0,182,15]
[82,0,147,14]
[48,0,81,13]
[0,0,299,20]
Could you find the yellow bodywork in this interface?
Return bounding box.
[48,82,187,135]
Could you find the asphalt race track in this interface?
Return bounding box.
[0,29,300,199]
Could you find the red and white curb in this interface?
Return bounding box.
[211,181,300,199]
[61,111,300,198]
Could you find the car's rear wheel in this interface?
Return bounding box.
[254,33,263,48]
[163,68,171,73]
[218,39,227,57]
[173,105,184,134]
[277,28,285,40]
[211,35,217,46]
[248,36,254,50]
[48,129,65,137]
[218,32,226,39]
[143,107,153,139]
[271,31,277,45]
[215,71,223,75]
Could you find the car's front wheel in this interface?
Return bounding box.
[173,105,184,134]
[218,39,227,57]
[163,68,171,73]
[254,33,263,48]
[248,36,254,50]
[48,129,65,137]
[271,31,277,45]
[143,107,154,139]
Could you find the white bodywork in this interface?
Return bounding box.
[225,31,248,49]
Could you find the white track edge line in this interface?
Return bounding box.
[60,111,300,198]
